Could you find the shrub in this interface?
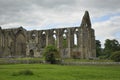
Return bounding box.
[12,69,34,76]
[99,56,108,59]
[110,51,120,62]
[43,45,60,64]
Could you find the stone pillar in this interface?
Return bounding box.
[56,29,62,49]
[86,29,89,59]
[91,29,96,58]
[46,30,50,46]
[86,32,92,58]
[67,28,74,58]
[38,31,43,48]
[79,27,84,59]
[79,26,89,59]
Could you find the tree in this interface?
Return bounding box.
[104,39,120,58]
[110,51,120,62]
[96,40,102,57]
[43,45,59,64]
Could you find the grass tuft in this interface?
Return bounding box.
[12,69,34,76]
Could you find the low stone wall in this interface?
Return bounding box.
[61,62,120,65]
[0,59,44,64]
[0,58,120,65]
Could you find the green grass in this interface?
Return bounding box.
[0,64,120,80]
[12,69,34,76]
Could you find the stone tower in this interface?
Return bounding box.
[0,11,96,59]
[80,11,96,59]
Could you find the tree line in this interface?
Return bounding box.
[96,39,120,62]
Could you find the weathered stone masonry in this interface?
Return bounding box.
[0,11,96,59]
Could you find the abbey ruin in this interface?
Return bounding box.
[0,11,96,59]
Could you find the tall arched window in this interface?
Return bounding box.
[74,28,78,47]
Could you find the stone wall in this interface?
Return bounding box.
[0,11,96,59]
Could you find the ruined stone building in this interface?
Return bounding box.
[0,11,96,59]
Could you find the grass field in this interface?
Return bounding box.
[0,64,120,80]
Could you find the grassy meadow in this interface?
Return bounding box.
[0,64,120,80]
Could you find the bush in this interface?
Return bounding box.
[43,45,60,64]
[110,51,120,62]
[12,69,34,76]
[99,56,108,59]
[45,53,56,64]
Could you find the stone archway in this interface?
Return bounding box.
[16,33,26,57]
[29,49,34,57]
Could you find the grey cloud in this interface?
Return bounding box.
[0,0,120,28]
[32,0,76,8]
[76,0,120,9]
[0,0,30,14]
[0,0,31,25]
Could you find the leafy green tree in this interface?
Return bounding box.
[96,40,102,57]
[43,45,59,64]
[104,39,120,58]
[110,51,120,62]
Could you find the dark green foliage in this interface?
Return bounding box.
[45,53,56,64]
[43,45,59,64]
[110,51,120,62]
[104,39,120,58]
[12,69,33,76]
[96,40,102,57]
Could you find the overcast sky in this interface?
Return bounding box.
[0,0,120,46]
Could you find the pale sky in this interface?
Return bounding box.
[0,0,120,47]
